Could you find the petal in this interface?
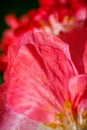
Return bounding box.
[0,107,39,130]
[69,74,87,111]
[5,31,77,85]
[0,85,39,130]
[77,98,87,127]
[5,14,19,29]
[5,32,76,123]
[75,7,87,22]
[1,30,17,53]
[83,41,87,73]
[0,84,6,118]
[59,27,87,73]
[78,98,87,113]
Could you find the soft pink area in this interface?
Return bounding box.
[78,98,87,115]
[0,108,38,130]
[0,85,39,130]
[69,74,87,112]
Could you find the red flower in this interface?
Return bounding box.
[2,32,87,129]
[1,0,87,59]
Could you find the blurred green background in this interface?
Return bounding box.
[0,0,39,84]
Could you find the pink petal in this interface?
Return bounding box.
[5,31,77,85]
[0,106,39,130]
[0,85,39,130]
[69,74,87,112]
[5,32,76,123]
[78,98,87,114]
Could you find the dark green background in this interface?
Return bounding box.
[0,0,39,84]
[0,0,39,38]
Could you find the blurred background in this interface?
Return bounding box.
[0,0,39,38]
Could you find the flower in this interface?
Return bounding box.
[0,0,87,73]
[3,32,87,130]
